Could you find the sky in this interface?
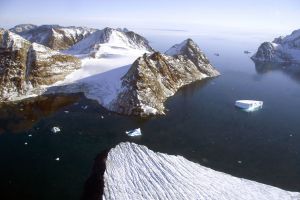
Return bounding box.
[0,0,299,35]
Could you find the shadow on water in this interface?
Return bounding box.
[0,94,81,134]
[254,61,300,83]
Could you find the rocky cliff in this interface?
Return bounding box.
[252,29,300,63]
[0,29,81,101]
[11,24,97,50]
[109,39,219,116]
[102,142,300,200]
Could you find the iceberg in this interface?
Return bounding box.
[235,100,263,111]
[125,128,142,137]
[51,126,61,133]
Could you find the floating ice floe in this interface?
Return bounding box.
[235,100,263,112]
[101,115,104,119]
[51,126,61,133]
[28,134,32,137]
[64,111,69,114]
[81,105,88,110]
[125,128,142,137]
[24,142,28,145]
[55,157,60,161]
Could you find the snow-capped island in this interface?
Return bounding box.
[0,24,219,116]
[252,29,300,63]
[99,142,300,200]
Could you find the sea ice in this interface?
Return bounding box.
[125,128,142,137]
[51,127,61,133]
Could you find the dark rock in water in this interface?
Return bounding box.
[109,39,220,116]
[252,29,300,63]
[10,24,97,50]
[244,50,251,54]
[214,53,220,56]
[0,29,81,101]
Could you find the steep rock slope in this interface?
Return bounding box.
[109,39,219,116]
[103,142,300,200]
[65,27,154,57]
[0,29,81,101]
[11,24,97,50]
[252,29,300,63]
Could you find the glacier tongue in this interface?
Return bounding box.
[103,142,300,200]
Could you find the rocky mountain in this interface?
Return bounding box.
[252,29,300,63]
[101,142,300,200]
[10,24,37,33]
[0,28,81,101]
[10,24,97,50]
[65,27,154,58]
[109,39,219,116]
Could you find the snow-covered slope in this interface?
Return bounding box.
[103,142,300,200]
[12,24,97,50]
[0,28,81,101]
[46,38,219,116]
[252,29,300,63]
[10,24,37,34]
[108,39,220,116]
[65,27,154,58]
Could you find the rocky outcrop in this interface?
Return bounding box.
[11,24,97,50]
[252,29,300,63]
[109,39,219,116]
[0,29,81,101]
[102,142,300,200]
[65,27,154,57]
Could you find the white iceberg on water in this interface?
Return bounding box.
[235,100,263,112]
[125,128,142,137]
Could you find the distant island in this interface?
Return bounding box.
[252,29,300,64]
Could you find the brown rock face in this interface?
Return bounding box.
[0,29,81,101]
[109,39,220,116]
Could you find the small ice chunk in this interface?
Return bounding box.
[24,142,28,145]
[28,134,32,137]
[125,128,142,137]
[238,160,242,164]
[51,127,61,133]
[64,111,69,114]
[55,157,60,161]
[82,105,88,110]
[101,115,104,119]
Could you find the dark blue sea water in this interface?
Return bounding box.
[1,31,300,200]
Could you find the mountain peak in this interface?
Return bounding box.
[65,27,154,57]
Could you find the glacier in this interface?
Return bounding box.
[102,142,300,200]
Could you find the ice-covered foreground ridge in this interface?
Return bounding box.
[252,29,300,63]
[103,142,300,200]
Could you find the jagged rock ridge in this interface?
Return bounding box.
[252,29,300,63]
[109,39,219,116]
[11,24,97,50]
[0,28,81,101]
[102,142,300,200]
